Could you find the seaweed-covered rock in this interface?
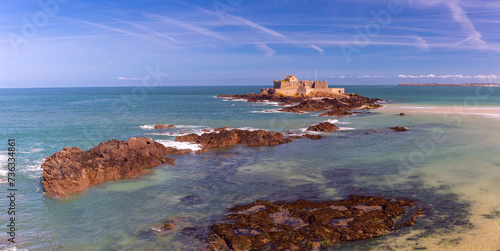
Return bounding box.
[390,126,408,132]
[207,195,423,250]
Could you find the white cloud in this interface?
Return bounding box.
[146,13,232,42]
[255,43,276,56]
[415,37,429,50]
[310,44,325,54]
[411,0,486,49]
[118,77,150,81]
[397,74,499,79]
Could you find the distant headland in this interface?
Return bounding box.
[398,83,500,87]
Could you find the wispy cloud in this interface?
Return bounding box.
[410,0,486,49]
[145,13,232,42]
[63,17,178,48]
[112,18,178,43]
[255,43,276,56]
[445,1,486,48]
[310,44,325,54]
[118,76,150,81]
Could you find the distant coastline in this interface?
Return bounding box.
[398,83,500,87]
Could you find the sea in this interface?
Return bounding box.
[0,85,499,250]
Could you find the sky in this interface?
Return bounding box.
[0,0,499,88]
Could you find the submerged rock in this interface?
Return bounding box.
[176,128,291,152]
[306,122,340,132]
[41,137,179,198]
[207,195,423,250]
[390,126,408,132]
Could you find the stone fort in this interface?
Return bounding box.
[261,75,344,96]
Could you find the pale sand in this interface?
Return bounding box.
[381,104,500,119]
[376,104,500,250]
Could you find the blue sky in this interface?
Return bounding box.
[1,0,499,88]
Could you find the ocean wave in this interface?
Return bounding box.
[337,121,351,125]
[222,98,247,102]
[234,127,259,131]
[0,152,7,167]
[140,125,156,130]
[140,124,205,130]
[250,109,282,113]
[325,119,339,124]
[339,127,355,131]
[0,152,8,183]
[155,140,202,152]
[21,159,44,179]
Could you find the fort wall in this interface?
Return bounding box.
[265,75,345,96]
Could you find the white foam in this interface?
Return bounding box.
[175,125,205,129]
[234,127,259,131]
[140,125,155,130]
[326,119,339,124]
[260,100,280,106]
[0,152,7,167]
[250,109,283,113]
[155,140,202,152]
[337,121,351,125]
[339,127,355,131]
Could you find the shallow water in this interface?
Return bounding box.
[0,86,499,250]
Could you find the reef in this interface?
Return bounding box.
[207,195,424,250]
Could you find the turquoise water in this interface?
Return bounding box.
[0,86,499,250]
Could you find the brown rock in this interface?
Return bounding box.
[41,137,177,198]
[390,126,408,132]
[154,124,175,129]
[207,195,423,250]
[304,134,322,140]
[306,122,340,132]
[397,113,406,116]
[176,129,291,152]
[319,109,353,117]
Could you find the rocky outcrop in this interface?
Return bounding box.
[306,122,340,132]
[319,109,353,117]
[154,124,175,129]
[41,137,182,198]
[176,128,291,152]
[207,195,423,250]
[217,93,381,115]
[390,126,408,132]
[397,113,406,116]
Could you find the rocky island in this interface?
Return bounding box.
[219,76,380,116]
